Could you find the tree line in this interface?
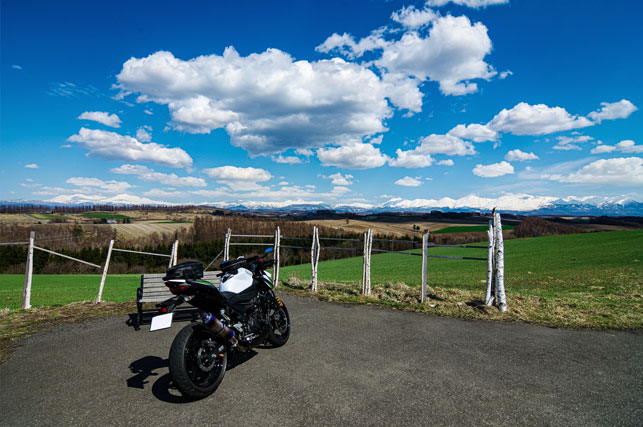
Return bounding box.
[0,215,423,274]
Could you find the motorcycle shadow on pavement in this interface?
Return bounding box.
[127,351,258,403]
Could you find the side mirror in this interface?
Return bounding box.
[264,247,273,254]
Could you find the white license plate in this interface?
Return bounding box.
[150,312,174,331]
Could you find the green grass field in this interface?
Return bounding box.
[1,230,641,328]
[80,212,132,220]
[0,274,140,309]
[433,225,515,233]
[29,213,68,221]
[281,230,641,291]
[279,230,642,329]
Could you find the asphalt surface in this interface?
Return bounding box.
[1,295,642,426]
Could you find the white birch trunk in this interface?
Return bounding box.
[224,228,231,261]
[22,231,35,309]
[96,239,114,303]
[173,240,179,266]
[361,231,367,295]
[273,227,280,287]
[364,229,372,296]
[485,220,495,306]
[421,232,428,303]
[362,230,373,295]
[494,212,507,312]
[311,227,320,292]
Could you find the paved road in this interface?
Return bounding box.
[1,295,642,426]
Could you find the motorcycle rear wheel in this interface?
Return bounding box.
[169,323,227,400]
[267,302,290,347]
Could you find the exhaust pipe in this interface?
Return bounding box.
[202,312,238,346]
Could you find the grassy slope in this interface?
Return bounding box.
[0,274,140,309]
[80,212,132,220]
[433,225,515,233]
[280,230,643,329]
[281,230,642,289]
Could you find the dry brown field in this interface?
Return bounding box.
[303,219,473,238]
[0,214,40,224]
[109,222,191,241]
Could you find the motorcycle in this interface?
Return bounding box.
[150,247,290,400]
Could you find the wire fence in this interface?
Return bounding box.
[6,213,507,312]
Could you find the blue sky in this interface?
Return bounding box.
[2,0,641,211]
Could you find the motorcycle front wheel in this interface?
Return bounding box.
[169,323,227,400]
[267,302,290,347]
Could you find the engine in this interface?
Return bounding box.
[228,302,270,349]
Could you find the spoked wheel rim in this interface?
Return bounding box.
[184,333,225,388]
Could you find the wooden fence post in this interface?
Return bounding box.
[22,231,35,309]
[273,226,280,286]
[421,231,428,303]
[485,220,495,306]
[96,239,114,303]
[224,228,231,261]
[173,240,179,266]
[494,212,507,312]
[311,227,320,292]
[168,241,176,268]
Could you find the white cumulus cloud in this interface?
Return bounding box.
[322,173,354,186]
[116,49,395,155]
[544,157,643,186]
[68,128,193,168]
[417,134,476,156]
[505,149,539,162]
[46,193,173,206]
[590,140,643,155]
[391,5,438,29]
[590,144,615,154]
[272,155,303,164]
[448,123,498,142]
[487,102,593,135]
[25,163,39,169]
[389,149,434,168]
[553,134,593,151]
[77,111,122,128]
[66,177,132,193]
[587,99,637,123]
[315,31,390,59]
[136,128,152,142]
[110,164,206,187]
[472,161,514,177]
[395,176,423,186]
[376,14,496,95]
[390,134,473,167]
[317,142,388,169]
[331,186,352,194]
[203,166,272,184]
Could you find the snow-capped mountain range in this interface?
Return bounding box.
[4,194,642,216]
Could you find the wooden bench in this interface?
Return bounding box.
[134,271,221,330]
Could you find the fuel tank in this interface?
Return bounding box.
[220,268,253,294]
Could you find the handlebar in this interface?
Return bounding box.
[220,255,274,275]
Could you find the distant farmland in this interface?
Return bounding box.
[109,222,192,241]
[433,225,515,234]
